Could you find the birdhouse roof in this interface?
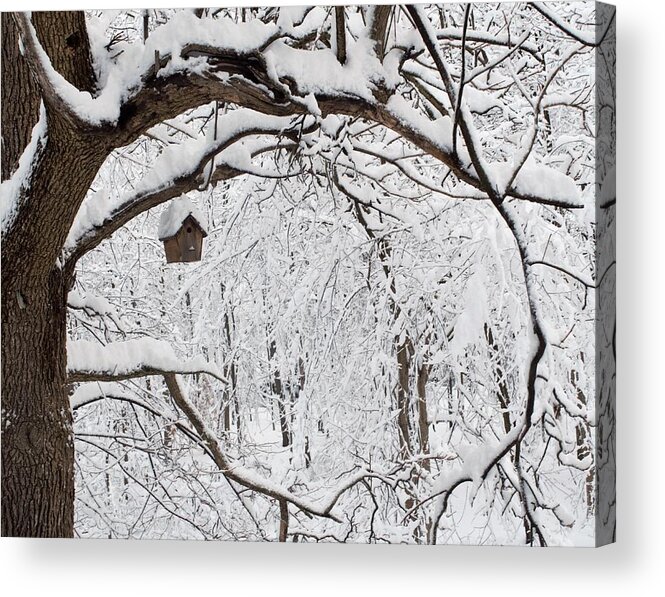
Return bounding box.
[158,196,208,240]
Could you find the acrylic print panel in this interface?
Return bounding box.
[0,2,615,546]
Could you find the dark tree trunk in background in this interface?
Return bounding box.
[395,336,413,460]
[416,362,430,470]
[1,11,99,537]
[268,339,291,448]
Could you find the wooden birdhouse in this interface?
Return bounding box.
[158,196,208,263]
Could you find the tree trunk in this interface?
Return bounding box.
[1,13,40,181]
[1,12,101,537]
[268,339,291,448]
[416,362,430,471]
[220,286,237,436]
[1,131,106,537]
[1,269,73,537]
[278,498,289,542]
[395,335,413,460]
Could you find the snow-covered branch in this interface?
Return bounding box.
[12,13,89,127]
[163,373,370,523]
[530,2,615,47]
[67,338,226,383]
[0,103,47,236]
[64,111,308,264]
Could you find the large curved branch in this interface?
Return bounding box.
[64,112,306,267]
[64,162,241,269]
[70,383,217,460]
[12,12,96,129]
[67,335,375,522]
[58,10,581,274]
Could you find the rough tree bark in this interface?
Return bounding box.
[1,12,99,537]
[1,13,40,181]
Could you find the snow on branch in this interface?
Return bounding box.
[530,2,614,47]
[71,381,148,410]
[68,290,124,331]
[0,102,48,236]
[163,373,370,522]
[134,111,308,199]
[67,338,226,383]
[15,11,283,127]
[411,427,522,537]
[16,7,386,130]
[487,160,582,208]
[435,27,542,60]
[64,111,308,263]
[12,14,93,126]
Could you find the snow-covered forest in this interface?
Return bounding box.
[1,2,615,545]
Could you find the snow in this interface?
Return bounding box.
[448,265,489,357]
[19,12,280,126]
[558,449,593,471]
[463,87,502,114]
[70,381,132,410]
[67,338,225,381]
[553,504,575,527]
[65,111,301,253]
[68,290,124,330]
[19,15,124,126]
[489,157,581,206]
[275,6,327,38]
[214,139,291,179]
[0,102,47,235]
[263,38,382,105]
[431,426,521,497]
[135,110,299,197]
[385,95,454,154]
[64,187,112,251]
[276,6,311,31]
[158,195,207,240]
